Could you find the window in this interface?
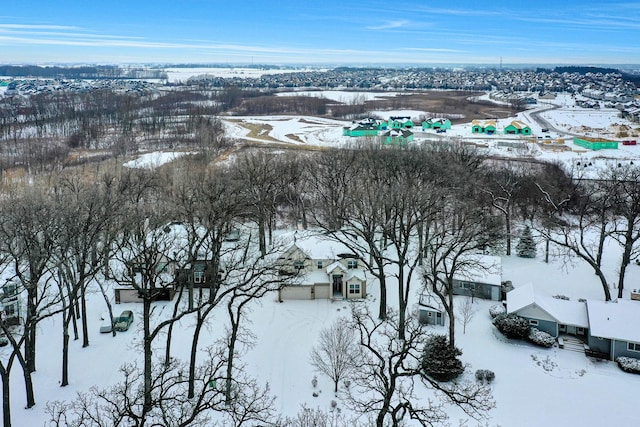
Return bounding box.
[294,261,305,270]
[528,319,539,326]
[3,303,16,317]
[348,283,360,295]
[628,342,640,352]
[3,284,16,297]
[317,261,323,269]
[347,260,358,269]
[194,271,204,284]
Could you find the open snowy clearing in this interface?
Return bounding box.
[123,151,195,169]
[8,226,640,427]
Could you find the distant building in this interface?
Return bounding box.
[422,118,451,131]
[471,120,497,135]
[503,120,532,135]
[573,137,618,151]
[382,129,414,145]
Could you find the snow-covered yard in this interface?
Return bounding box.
[9,227,640,426]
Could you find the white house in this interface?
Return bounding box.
[277,233,367,301]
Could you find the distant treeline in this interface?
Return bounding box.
[0,65,167,79]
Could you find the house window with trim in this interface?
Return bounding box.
[194,271,204,284]
[347,259,358,269]
[628,342,640,352]
[348,282,360,295]
[528,319,539,326]
[317,261,323,269]
[294,261,305,271]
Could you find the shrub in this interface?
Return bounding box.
[493,313,530,339]
[421,335,465,382]
[616,357,640,374]
[489,304,505,319]
[552,294,570,301]
[527,328,555,348]
[475,369,496,384]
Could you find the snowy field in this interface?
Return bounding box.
[220,92,640,177]
[123,151,194,169]
[8,226,640,427]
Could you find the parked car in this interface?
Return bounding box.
[114,310,134,331]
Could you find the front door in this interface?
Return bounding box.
[332,275,343,295]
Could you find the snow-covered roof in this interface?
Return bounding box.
[345,269,366,281]
[452,254,501,286]
[326,261,347,274]
[587,300,640,343]
[282,231,355,260]
[507,283,589,327]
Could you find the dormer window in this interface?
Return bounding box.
[347,260,358,269]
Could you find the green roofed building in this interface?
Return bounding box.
[504,120,532,135]
[573,137,618,150]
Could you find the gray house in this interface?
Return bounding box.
[586,300,640,360]
[417,294,445,326]
[452,255,502,301]
[507,284,588,338]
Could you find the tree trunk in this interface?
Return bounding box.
[258,218,266,256]
[61,332,70,387]
[1,367,11,427]
[398,263,406,341]
[505,209,512,256]
[143,297,152,412]
[617,225,634,299]
[188,312,204,399]
[225,315,239,405]
[81,283,89,348]
[26,287,37,374]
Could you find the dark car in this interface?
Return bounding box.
[114,310,134,332]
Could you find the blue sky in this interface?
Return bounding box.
[1,0,639,65]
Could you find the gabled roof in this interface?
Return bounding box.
[326,261,347,274]
[587,300,640,343]
[282,232,355,261]
[507,283,589,328]
[452,254,501,286]
[345,269,366,281]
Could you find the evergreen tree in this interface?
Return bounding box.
[421,335,464,382]
[516,225,537,258]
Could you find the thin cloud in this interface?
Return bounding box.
[366,20,411,30]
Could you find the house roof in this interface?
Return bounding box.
[510,120,530,129]
[345,269,366,281]
[326,261,347,274]
[452,254,501,286]
[283,232,355,260]
[586,300,640,343]
[507,284,588,328]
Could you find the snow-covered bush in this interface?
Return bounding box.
[552,294,570,301]
[616,357,640,374]
[489,304,505,319]
[421,335,465,382]
[493,313,531,339]
[475,369,496,384]
[527,328,555,348]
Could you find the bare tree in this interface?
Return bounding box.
[457,297,476,334]
[346,306,493,427]
[309,318,358,393]
[45,345,275,427]
[536,174,614,301]
[423,197,503,348]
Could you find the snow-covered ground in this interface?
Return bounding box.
[8,225,640,426]
[123,151,194,169]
